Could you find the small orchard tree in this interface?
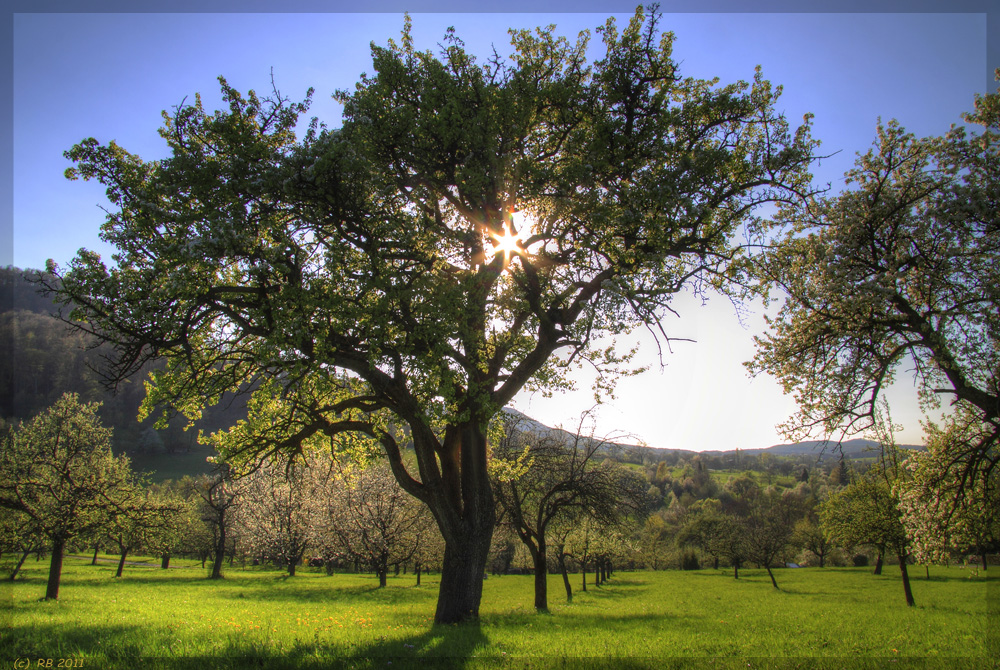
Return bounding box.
[232,460,313,576]
[492,411,649,611]
[180,467,239,579]
[105,484,180,577]
[792,517,832,568]
[319,459,432,587]
[820,440,916,606]
[898,412,1000,572]
[47,8,816,622]
[0,394,136,599]
[742,487,800,588]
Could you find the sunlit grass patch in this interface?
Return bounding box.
[1,558,994,668]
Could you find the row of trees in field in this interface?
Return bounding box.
[628,415,999,607]
[0,394,439,595]
[0,393,651,610]
[2,390,997,615]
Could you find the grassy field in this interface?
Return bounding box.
[1,556,996,669]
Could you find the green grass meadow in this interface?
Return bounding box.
[1,556,996,669]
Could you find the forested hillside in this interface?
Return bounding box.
[0,266,245,464]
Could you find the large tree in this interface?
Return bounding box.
[749,85,1000,506]
[46,9,815,622]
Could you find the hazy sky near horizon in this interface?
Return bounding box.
[9,9,992,452]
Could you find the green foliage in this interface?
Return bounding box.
[48,8,816,621]
[0,394,136,544]
[750,80,1000,502]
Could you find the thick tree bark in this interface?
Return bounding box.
[288,560,297,577]
[161,554,170,569]
[115,548,128,578]
[435,531,492,622]
[898,553,915,607]
[91,546,99,566]
[45,538,65,600]
[429,422,496,624]
[531,539,548,612]
[873,551,884,575]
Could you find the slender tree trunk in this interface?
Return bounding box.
[45,537,65,600]
[210,524,226,580]
[115,547,128,578]
[733,559,740,580]
[766,564,779,589]
[873,550,884,575]
[925,564,930,580]
[581,559,587,592]
[91,545,99,566]
[819,552,825,568]
[557,552,572,603]
[415,563,421,586]
[898,553,915,607]
[8,548,31,581]
[981,550,989,571]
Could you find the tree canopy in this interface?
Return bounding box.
[47,8,816,622]
[750,85,1000,504]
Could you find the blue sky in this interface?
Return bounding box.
[5,4,995,451]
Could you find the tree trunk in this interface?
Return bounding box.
[91,545,99,566]
[581,560,587,592]
[8,548,30,581]
[45,537,65,600]
[429,422,496,624]
[532,540,548,612]
[415,563,422,586]
[873,551,884,575]
[819,552,825,568]
[435,532,492,622]
[898,553,915,607]
[288,560,296,577]
[161,554,170,570]
[733,559,740,580]
[210,523,226,579]
[115,548,128,578]
[981,550,989,571]
[766,564,779,589]
[557,553,572,603]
